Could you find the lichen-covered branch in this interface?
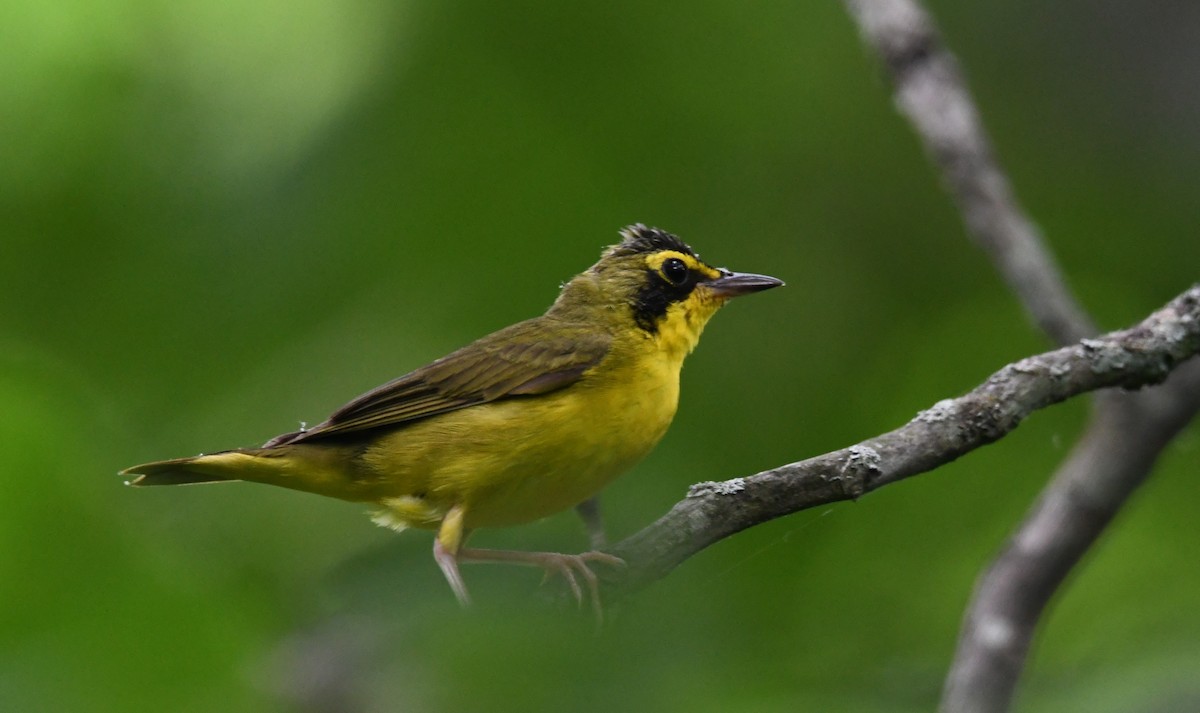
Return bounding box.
[609,286,1200,593]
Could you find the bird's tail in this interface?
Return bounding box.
[122,450,266,486]
[122,445,358,501]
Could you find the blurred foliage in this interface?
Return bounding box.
[2,1,1198,711]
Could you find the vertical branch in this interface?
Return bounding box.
[842,0,1094,345]
[840,1,1200,711]
[942,370,1200,713]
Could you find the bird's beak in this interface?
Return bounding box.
[704,269,785,298]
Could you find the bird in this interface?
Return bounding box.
[122,224,783,609]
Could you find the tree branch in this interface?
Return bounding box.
[841,0,1094,346]
[837,1,1200,710]
[608,286,1200,593]
[941,361,1200,713]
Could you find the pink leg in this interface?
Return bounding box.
[575,497,607,549]
[433,537,471,606]
[433,505,472,606]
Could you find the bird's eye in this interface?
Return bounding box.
[660,257,689,286]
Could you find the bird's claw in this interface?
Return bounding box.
[536,551,625,619]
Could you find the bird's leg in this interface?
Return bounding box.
[433,505,472,606]
[455,547,625,617]
[574,496,607,549]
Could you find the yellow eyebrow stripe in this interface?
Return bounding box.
[644,251,721,279]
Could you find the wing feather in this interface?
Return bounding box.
[268,318,610,446]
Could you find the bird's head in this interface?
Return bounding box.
[551,224,783,357]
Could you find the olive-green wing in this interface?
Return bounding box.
[269,318,610,446]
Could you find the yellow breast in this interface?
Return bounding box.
[365,334,683,530]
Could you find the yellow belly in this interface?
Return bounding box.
[363,352,680,530]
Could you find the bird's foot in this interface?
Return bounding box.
[535,551,625,610]
[457,547,625,620]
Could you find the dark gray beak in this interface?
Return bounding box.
[705,269,785,298]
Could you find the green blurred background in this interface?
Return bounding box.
[3,1,1198,711]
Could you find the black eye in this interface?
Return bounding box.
[661,257,689,286]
